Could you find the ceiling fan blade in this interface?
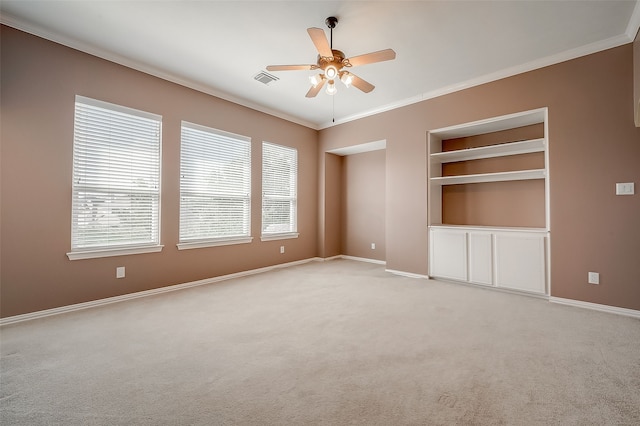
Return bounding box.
[266,64,316,71]
[350,73,375,93]
[305,79,326,98]
[307,27,333,58]
[347,49,396,67]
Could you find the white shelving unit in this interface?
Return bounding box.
[427,108,550,296]
[430,169,546,186]
[430,138,545,164]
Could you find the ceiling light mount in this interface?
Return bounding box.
[325,16,338,53]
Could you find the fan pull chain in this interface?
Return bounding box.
[330,18,334,123]
[332,96,335,123]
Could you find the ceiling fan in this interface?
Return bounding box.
[266,16,396,98]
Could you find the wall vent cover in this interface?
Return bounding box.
[254,71,279,85]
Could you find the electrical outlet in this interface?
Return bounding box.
[588,272,599,285]
[116,266,125,279]
[280,246,285,254]
[371,243,376,250]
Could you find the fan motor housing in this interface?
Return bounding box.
[317,49,349,70]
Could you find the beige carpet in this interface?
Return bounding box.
[1,259,639,425]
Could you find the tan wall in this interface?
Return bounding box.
[341,150,386,261]
[0,26,319,318]
[321,153,343,258]
[319,43,640,310]
[442,180,546,228]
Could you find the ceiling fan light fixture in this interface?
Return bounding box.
[325,65,338,80]
[265,16,395,98]
[309,74,322,87]
[340,71,354,88]
[326,80,337,95]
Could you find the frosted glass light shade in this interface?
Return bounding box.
[340,72,353,88]
[326,80,337,95]
[309,74,322,87]
[325,65,338,80]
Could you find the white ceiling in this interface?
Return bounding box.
[2,1,639,129]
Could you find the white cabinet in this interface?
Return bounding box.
[494,233,546,293]
[429,229,467,281]
[468,232,493,285]
[427,108,550,296]
[429,227,548,295]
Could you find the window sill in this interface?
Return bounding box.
[67,245,164,260]
[177,237,253,250]
[260,232,299,242]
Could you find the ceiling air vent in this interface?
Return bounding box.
[254,71,279,85]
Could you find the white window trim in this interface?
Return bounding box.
[260,233,299,242]
[177,236,253,250]
[67,244,164,260]
[179,121,252,248]
[69,96,162,260]
[261,142,298,238]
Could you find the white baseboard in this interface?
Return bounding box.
[340,255,386,265]
[320,255,343,261]
[431,276,549,300]
[550,297,640,319]
[0,257,322,327]
[333,255,429,279]
[386,269,430,279]
[11,259,635,326]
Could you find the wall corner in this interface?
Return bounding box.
[634,28,640,127]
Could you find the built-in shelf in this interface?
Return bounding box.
[430,168,545,185]
[430,138,545,164]
[428,108,546,139]
[427,108,550,295]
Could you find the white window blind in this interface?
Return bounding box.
[179,122,251,247]
[69,96,162,258]
[262,142,298,237]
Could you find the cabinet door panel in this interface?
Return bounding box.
[468,232,493,285]
[494,233,546,294]
[430,230,467,281]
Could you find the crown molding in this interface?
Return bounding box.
[626,0,640,41]
[0,13,319,130]
[319,31,634,129]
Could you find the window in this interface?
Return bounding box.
[68,96,162,260]
[262,142,298,240]
[179,122,252,249]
